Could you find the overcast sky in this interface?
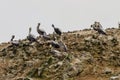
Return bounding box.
[0,0,120,43]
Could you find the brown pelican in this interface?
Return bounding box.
[10,35,19,46]
[43,34,51,40]
[58,40,68,52]
[118,22,120,28]
[27,27,39,43]
[47,40,60,48]
[37,23,47,36]
[52,24,62,36]
[91,21,107,35]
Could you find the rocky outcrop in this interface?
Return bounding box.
[0,28,120,80]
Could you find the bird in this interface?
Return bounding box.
[43,34,51,40]
[58,40,68,52]
[47,40,60,48]
[37,23,47,36]
[27,27,39,43]
[118,22,120,28]
[91,21,107,35]
[52,24,62,36]
[10,35,19,46]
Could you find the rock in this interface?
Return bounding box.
[80,52,93,64]
[108,36,114,40]
[50,49,62,57]
[25,61,34,67]
[110,76,120,80]
[103,67,112,74]
[84,36,92,41]
[67,58,83,77]
[16,77,32,80]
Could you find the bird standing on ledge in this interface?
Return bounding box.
[27,27,38,43]
[37,23,47,36]
[52,24,62,36]
[10,35,19,46]
[91,21,107,35]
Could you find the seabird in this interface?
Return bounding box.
[43,34,51,40]
[118,22,120,28]
[37,23,47,36]
[27,27,39,43]
[58,40,68,52]
[10,35,19,46]
[48,40,60,48]
[52,24,62,36]
[91,21,107,35]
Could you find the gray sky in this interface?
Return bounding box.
[0,0,120,43]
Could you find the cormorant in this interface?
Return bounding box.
[52,24,62,36]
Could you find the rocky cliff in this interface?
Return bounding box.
[0,28,120,80]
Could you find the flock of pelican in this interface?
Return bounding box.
[10,23,67,52]
[10,21,107,52]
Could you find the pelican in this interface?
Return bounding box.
[43,34,51,40]
[52,24,62,36]
[48,40,60,48]
[91,21,107,35]
[10,35,19,46]
[37,23,47,36]
[27,27,38,43]
[58,40,68,52]
[118,22,120,28]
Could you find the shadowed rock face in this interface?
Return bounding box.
[0,28,120,80]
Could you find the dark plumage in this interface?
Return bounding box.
[37,23,46,36]
[27,27,38,42]
[48,40,60,48]
[10,35,19,46]
[52,24,62,36]
[43,35,51,40]
[97,28,107,35]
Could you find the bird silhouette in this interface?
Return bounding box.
[10,35,19,46]
[52,24,62,36]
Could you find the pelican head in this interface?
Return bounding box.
[91,24,93,28]
[37,23,40,28]
[52,24,55,28]
[11,35,15,41]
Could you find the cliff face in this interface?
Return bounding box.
[0,28,120,80]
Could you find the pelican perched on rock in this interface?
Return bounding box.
[58,40,68,52]
[47,40,60,48]
[118,22,120,28]
[37,23,47,36]
[91,21,107,35]
[52,24,62,36]
[27,27,39,43]
[10,35,19,46]
[43,34,51,40]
